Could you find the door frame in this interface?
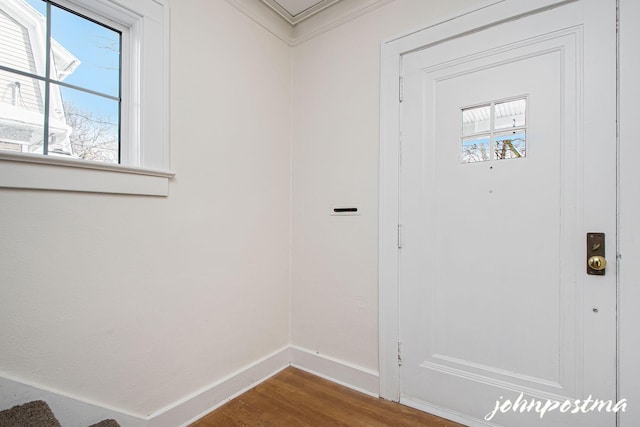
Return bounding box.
[377,0,610,405]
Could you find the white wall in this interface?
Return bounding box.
[291,6,640,425]
[0,0,291,421]
[290,0,480,376]
[619,0,640,424]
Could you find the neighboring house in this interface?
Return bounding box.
[0,0,79,156]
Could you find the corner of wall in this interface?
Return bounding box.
[289,345,380,397]
[0,347,292,427]
[1,345,382,426]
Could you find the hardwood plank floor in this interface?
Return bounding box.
[190,367,467,426]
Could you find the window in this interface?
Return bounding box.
[0,0,172,196]
[1,0,121,162]
[461,97,527,164]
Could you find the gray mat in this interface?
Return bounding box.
[0,401,121,427]
[88,420,121,427]
[0,400,62,427]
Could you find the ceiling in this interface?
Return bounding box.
[262,0,342,24]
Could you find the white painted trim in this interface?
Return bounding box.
[47,0,171,172]
[381,0,504,47]
[401,397,496,427]
[0,154,173,196]
[0,0,172,195]
[289,0,394,46]
[378,42,401,401]
[289,345,379,397]
[381,0,567,52]
[378,0,572,403]
[618,0,640,426]
[224,0,292,45]
[0,151,174,178]
[0,346,384,426]
[0,347,291,427]
[225,0,394,46]
[152,346,290,427]
[261,0,341,25]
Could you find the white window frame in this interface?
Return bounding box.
[460,96,528,163]
[0,0,173,196]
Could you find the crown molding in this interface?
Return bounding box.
[225,0,292,44]
[261,0,341,25]
[290,0,393,45]
[225,0,395,46]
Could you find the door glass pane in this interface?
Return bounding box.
[495,130,526,160]
[461,135,490,163]
[0,69,45,154]
[0,0,46,76]
[50,3,121,97]
[495,98,526,131]
[51,83,119,162]
[462,105,491,135]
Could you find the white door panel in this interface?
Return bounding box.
[399,1,616,426]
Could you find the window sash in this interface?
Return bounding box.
[0,0,172,196]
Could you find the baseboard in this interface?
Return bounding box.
[0,345,378,426]
[0,372,147,427]
[401,397,496,427]
[0,346,290,427]
[150,346,290,427]
[289,345,380,397]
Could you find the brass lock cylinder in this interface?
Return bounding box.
[588,255,607,271]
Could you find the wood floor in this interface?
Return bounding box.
[190,367,467,426]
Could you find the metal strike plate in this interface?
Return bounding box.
[587,233,606,276]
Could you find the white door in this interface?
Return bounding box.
[398,1,617,426]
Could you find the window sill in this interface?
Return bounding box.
[0,151,175,196]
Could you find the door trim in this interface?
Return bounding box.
[378,0,579,402]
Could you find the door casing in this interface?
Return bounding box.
[378,0,618,411]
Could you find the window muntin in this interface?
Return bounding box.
[0,0,121,163]
[460,97,527,164]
